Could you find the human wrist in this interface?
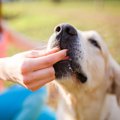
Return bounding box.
[0,57,11,81]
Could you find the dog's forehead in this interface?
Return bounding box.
[77,30,102,42]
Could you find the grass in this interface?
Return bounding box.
[2,0,120,62]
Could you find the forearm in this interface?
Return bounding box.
[0,58,9,81]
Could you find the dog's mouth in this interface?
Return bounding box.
[53,59,87,83]
[49,23,87,83]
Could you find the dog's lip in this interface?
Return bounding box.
[58,57,87,83]
[59,59,73,72]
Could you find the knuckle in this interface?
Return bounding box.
[30,50,39,56]
[23,75,31,84]
[45,59,52,66]
[21,65,27,74]
[48,67,55,78]
[21,60,31,73]
[48,67,54,74]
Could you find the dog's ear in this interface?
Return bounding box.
[109,57,120,105]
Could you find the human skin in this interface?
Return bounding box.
[0,48,67,91]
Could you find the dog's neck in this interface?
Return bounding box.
[55,79,107,120]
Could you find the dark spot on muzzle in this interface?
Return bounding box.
[76,72,87,83]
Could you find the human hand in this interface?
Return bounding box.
[0,48,67,91]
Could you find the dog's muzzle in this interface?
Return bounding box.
[49,23,87,83]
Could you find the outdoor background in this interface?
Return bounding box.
[3,0,120,62]
[1,0,120,109]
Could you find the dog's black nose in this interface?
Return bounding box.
[55,23,77,36]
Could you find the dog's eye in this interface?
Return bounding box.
[89,39,101,49]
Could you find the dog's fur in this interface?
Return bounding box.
[47,23,120,120]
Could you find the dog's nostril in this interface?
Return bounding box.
[65,26,77,36]
[54,24,77,36]
[55,26,61,33]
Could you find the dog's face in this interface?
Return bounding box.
[48,23,120,103]
[48,23,108,84]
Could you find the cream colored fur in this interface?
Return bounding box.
[48,29,120,120]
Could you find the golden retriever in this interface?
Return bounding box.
[47,23,120,120]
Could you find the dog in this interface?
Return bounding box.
[47,23,120,120]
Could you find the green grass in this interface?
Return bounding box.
[2,1,120,62]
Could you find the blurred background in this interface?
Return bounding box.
[0,0,120,115]
[2,0,120,62]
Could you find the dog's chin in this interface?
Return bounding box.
[53,59,87,83]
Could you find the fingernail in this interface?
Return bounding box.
[58,49,68,57]
[63,49,68,56]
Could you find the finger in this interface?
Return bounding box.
[31,49,67,71]
[23,67,55,85]
[24,48,60,58]
[26,77,54,91]
[23,49,67,72]
[44,48,60,56]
